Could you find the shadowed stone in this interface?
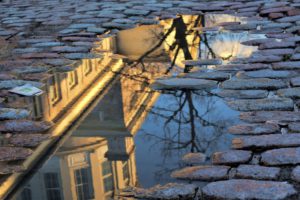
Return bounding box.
[43,59,75,66]
[202,179,296,200]
[59,29,79,35]
[237,69,297,79]
[69,23,95,29]
[151,78,217,90]
[291,166,300,182]
[0,120,53,132]
[13,48,43,54]
[268,13,285,19]
[181,71,230,81]
[248,55,282,63]
[291,54,300,60]
[236,165,280,180]
[215,90,268,99]
[120,183,197,199]
[221,78,287,90]
[112,19,135,24]
[183,59,222,66]
[286,25,300,33]
[61,37,99,42]
[291,77,300,87]
[259,41,295,50]
[277,87,300,98]
[288,123,300,132]
[277,15,300,23]
[0,80,43,89]
[0,108,30,120]
[0,164,25,175]
[0,73,16,80]
[32,42,63,47]
[273,61,300,70]
[12,66,50,74]
[171,166,230,181]
[227,98,294,111]
[217,64,270,71]
[240,111,300,123]
[72,41,93,47]
[212,150,252,165]
[228,123,280,135]
[193,6,225,11]
[124,9,150,16]
[261,147,300,165]
[233,134,300,150]
[86,26,106,34]
[64,53,100,60]
[18,38,55,46]
[0,147,33,161]
[102,22,135,30]
[182,153,206,165]
[241,38,276,46]
[260,7,293,15]
[258,48,294,56]
[51,46,89,53]
[21,53,60,59]
[8,134,50,147]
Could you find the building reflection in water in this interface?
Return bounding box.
[12,14,263,200]
[16,78,140,200]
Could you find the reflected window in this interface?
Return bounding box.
[84,60,93,76]
[49,75,62,106]
[44,173,63,200]
[74,167,94,200]
[19,187,31,200]
[122,161,130,185]
[68,70,78,89]
[102,161,114,194]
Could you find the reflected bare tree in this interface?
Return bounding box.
[100,15,235,182]
[143,90,228,152]
[106,14,204,84]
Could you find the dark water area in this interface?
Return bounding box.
[12,14,265,200]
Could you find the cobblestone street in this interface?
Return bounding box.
[2,0,300,199]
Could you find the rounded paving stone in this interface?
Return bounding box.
[236,165,280,180]
[181,152,206,165]
[7,134,51,147]
[0,108,30,120]
[151,78,218,90]
[215,89,269,99]
[228,123,280,135]
[0,120,53,132]
[0,147,33,161]
[212,150,252,165]
[120,183,198,199]
[221,78,287,90]
[261,147,300,166]
[277,87,300,98]
[0,164,25,175]
[202,179,297,200]
[232,134,300,150]
[227,98,294,111]
[240,111,300,123]
[171,165,230,181]
[291,166,300,182]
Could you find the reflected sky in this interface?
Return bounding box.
[12,14,262,200]
[135,89,239,187]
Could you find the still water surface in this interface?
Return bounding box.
[14,14,265,200]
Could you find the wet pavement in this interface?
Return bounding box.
[1,0,300,200]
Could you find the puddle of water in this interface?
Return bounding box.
[11,14,265,200]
